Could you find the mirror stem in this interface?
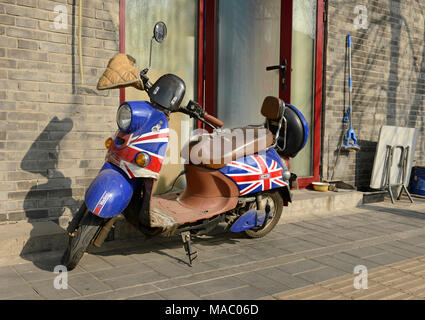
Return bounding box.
[148,37,153,70]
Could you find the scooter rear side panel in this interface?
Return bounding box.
[219,149,289,196]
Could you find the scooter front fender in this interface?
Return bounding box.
[85,163,139,218]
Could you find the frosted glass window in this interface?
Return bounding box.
[290,0,316,177]
[216,0,282,129]
[125,0,197,191]
[126,0,197,105]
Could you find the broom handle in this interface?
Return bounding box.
[348,34,353,127]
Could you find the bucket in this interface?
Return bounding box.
[409,166,425,195]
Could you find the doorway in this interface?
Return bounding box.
[204,0,324,187]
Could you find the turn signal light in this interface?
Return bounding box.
[135,152,150,167]
[105,137,113,149]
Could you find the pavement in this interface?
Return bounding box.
[2,197,425,300]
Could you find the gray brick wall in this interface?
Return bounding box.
[0,0,120,224]
[323,0,425,188]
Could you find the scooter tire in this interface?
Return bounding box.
[61,211,104,271]
[244,190,283,239]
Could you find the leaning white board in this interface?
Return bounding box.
[370,126,418,190]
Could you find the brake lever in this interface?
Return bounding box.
[180,101,217,130]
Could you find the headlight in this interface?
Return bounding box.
[116,104,132,131]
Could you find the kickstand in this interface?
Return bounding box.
[181,231,198,266]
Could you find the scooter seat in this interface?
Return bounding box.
[181,126,274,170]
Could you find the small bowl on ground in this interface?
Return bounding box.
[312,182,330,192]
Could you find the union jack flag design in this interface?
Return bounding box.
[107,128,169,179]
[220,150,288,196]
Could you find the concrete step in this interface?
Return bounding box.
[0,189,364,260]
[280,189,364,223]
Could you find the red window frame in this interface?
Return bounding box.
[202,0,324,188]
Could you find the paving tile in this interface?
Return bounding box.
[262,267,312,289]
[277,259,324,275]
[127,292,165,300]
[145,260,193,278]
[274,285,331,300]
[243,242,292,257]
[399,235,425,246]
[103,270,167,290]
[390,241,425,255]
[91,262,154,280]
[344,246,385,259]
[310,232,350,245]
[295,266,347,284]
[0,283,37,299]
[203,254,253,269]
[68,273,111,296]
[78,254,113,272]
[337,231,379,241]
[331,252,381,270]
[203,285,268,300]
[96,254,138,267]
[153,269,238,290]
[374,243,421,259]
[5,291,43,300]
[184,276,247,297]
[312,255,358,273]
[365,253,408,266]
[280,241,321,253]
[12,263,85,283]
[295,233,337,247]
[79,284,158,300]
[157,287,202,300]
[236,245,291,261]
[274,223,312,236]
[236,271,291,295]
[30,279,80,300]
[0,266,27,287]
[198,247,242,261]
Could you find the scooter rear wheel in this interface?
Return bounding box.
[61,210,104,271]
[244,190,283,238]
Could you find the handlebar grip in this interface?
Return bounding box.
[203,113,224,128]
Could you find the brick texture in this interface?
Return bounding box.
[323,0,425,188]
[0,0,120,223]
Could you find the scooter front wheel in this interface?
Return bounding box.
[244,190,283,239]
[61,210,104,271]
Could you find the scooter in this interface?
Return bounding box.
[62,22,309,270]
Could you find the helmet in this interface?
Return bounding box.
[148,74,186,112]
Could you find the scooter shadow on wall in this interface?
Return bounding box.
[19,117,78,270]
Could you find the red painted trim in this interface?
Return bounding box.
[280,0,293,103]
[297,0,324,188]
[197,0,205,129]
[119,0,126,104]
[204,0,216,119]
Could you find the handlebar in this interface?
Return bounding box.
[180,100,223,129]
[139,70,223,129]
[203,113,224,128]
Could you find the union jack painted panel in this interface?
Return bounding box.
[106,101,169,179]
[220,149,289,196]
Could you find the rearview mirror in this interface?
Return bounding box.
[153,22,167,43]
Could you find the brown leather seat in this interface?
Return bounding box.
[181,126,274,170]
